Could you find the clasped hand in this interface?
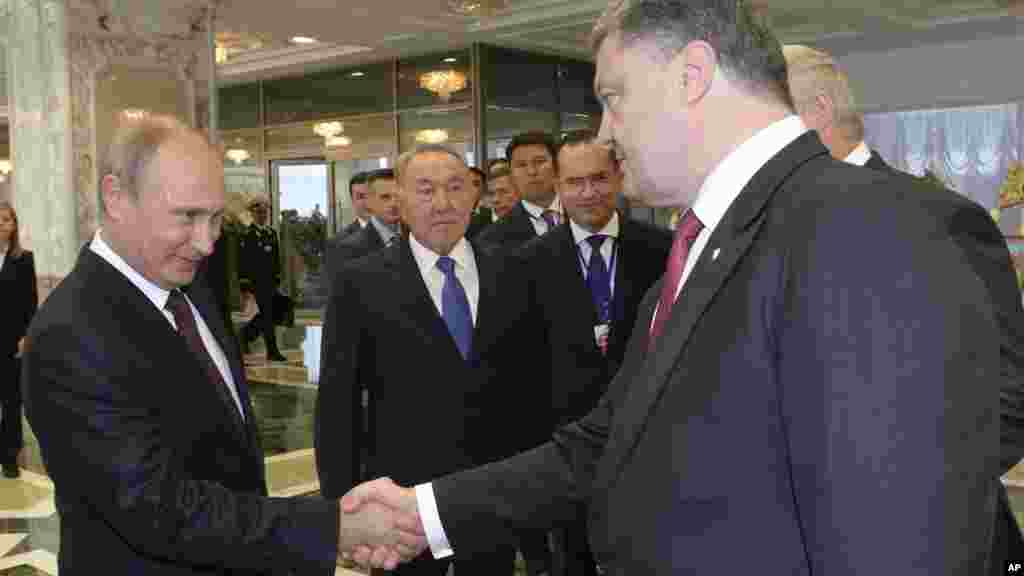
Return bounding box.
[337,477,426,570]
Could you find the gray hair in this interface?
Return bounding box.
[394,144,466,183]
[591,0,792,107]
[98,114,206,216]
[783,44,864,142]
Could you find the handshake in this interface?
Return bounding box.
[336,478,427,570]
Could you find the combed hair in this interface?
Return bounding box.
[349,171,370,197]
[505,131,557,163]
[591,0,792,107]
[394,144,466,183]
[555,129,617,173]
[783,44,864,141]
[98,114,204,216]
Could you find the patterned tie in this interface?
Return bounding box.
[541,209,560,231]
[437,256,473,360]
[648,210,704,347]
[585,235,612,323]
[165,289,242,418]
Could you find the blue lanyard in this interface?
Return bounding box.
[577,237,618,323]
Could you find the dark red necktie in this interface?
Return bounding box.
[165,289,240,418]
[649,210,704,347]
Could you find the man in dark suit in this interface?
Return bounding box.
[465,167,494,239]
[316,144,545,576]
[324,168,401,297]
[519,131,671,576]
[341,2,1002,573]
[477,132,563,252]
[785,42,1024,572]
[490,165,520,221]
[337,171,372,239]
[21,115,421,575]
[239,196,286,362]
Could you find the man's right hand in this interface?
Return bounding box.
[339,477,426,570]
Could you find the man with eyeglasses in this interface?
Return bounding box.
[517,130,671,576]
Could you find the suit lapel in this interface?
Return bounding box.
[602,134,831,481]
[470,242,497,362]
[609,216,638,338]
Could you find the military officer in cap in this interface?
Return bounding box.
[239,195,287,362]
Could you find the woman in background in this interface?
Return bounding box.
[0,202,37,478]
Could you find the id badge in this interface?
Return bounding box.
[594,323,610,355]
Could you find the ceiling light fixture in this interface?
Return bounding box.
[415,129,449,144]
[313,121,344,139]
[290,36,317,44]
[349,71,365,78]
[443,57,458,63]
[0,159,11,183]
[325,136,353,148]
[121,109,149,120]
[225,149,251,165]
[418,70,468,101]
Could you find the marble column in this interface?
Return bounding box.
[7,0,77,296]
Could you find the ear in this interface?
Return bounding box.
[814,93,835,127]
[671,41,717,105]
[101,174,125,220]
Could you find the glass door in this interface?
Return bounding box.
[271,158,330,312]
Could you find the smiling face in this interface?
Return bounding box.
[595,33,696,208]
[557,142,621,233]
[103,133,225,290]
[398,151,473,255]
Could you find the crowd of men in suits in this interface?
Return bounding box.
[316,128,670,576]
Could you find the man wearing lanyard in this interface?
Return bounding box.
[516,130,671,576]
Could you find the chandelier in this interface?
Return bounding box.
[121,108,149,120]
[225,149,251,165]
[313,121,344,139]
[418,70,467,102]
[447,0,508,17]
[325,135,352,148]
[415,129,449,144]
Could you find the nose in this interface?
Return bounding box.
[432,187,455,212]
[596,114,612,146]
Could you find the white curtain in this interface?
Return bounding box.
[864,101,1023,210]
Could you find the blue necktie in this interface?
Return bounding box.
[437,256,473,360]
[586,235,612,323]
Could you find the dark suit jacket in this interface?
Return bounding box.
[0,250,37,359]
[22,246,338,575]
[339,219,363,239]
[238,224,280,291]
[324,223,385,300]
[315,238,545,498]
[518,217,671,429]
[863,147,1024,572]
[475,203,539,253]
[430,133,1000,574]
[466,208,494,240]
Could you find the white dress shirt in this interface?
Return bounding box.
[843,141,871,166]
[569,212,620,296]
[418,116,811,560]
[408,234,480,324]
[521,196,563,236]
[357,217,368,228]
[89,231,245,418]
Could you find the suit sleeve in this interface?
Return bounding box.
[315,264,365,499]
[776,199,999,574]
[22,323,340,575]
[429,288,657,554]
[945,203,1024,473]
[20,252,38,338]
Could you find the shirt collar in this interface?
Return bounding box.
[843,141,872,166]
[570,211,620,247]
[521,196,561,219]
[408,233,476,279]
[690,115,808,234]
[370,216,398,243]
[89,230,174,312]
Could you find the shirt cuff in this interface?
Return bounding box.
[414,483,454,559]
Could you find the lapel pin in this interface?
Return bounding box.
[712,248,721,261]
